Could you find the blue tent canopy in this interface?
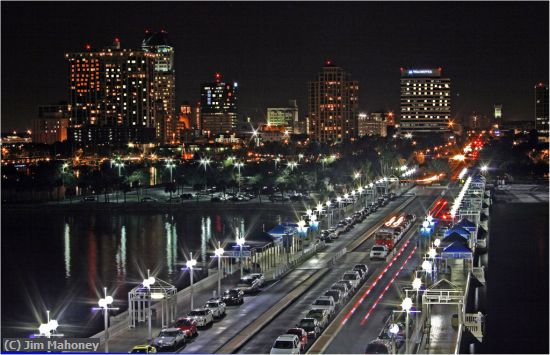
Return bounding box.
[441,232,469,246]
[267,223,297,238]
[443,241,472,253]
[445,226,470,239]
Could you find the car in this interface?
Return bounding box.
[297,317,321,338]
[337,280,355,295]
[354,264,369,280]
[174,317,198,338]
[306,308,329,328]
[342,271,361,290]
[180,193,193,200]
[324,289,344,308]
[166,196,181,203]
[311,296,336,316]
[186,309,214,328]
[270,334,301,355]
[248,273,265,287]
[204,299,226,319]
[141,197,157,203]
[269,195,290,202]
[129,345,157,353]
[286,328,308,351]
[237,276,261,294]
[370,245,389,260]
[320,235,334,243]
[81,196,96,202]
[364,338,396,354]
[331,282,351,301]
[222,288,244,305]
[152,328,185,350]
[211,196,222,202]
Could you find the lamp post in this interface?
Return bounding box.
[186,253,198,310]
[354,172,362,188]
[412,277,422,333]
[287,161,298,171]
[236,236,245,278]
[165,159,176,183]
[336,196,342,219]
[114,161,124,177]
[326,200,332,227]
[214,245,224,298]
[199,158,211,194]
[234,161,244,193]
[142,270,156,343]
[274,157,281,170]
[36,310,63,338]
[298,154,304,163]
[401,297,413,355]
[92,287,119,353]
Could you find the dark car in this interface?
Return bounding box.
[297,318,320,338]
[286,328,308,351]
[180,193,193,200]
[81,196,96,202]
[222,288,244,305]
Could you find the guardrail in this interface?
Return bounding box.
[270,241,327,280]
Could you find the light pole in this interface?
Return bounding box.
[141,270,156,343]
[412,277,422,334]
[114,161,124,177]
[36,310,63,338]
[214,245,224,298]
[354,172,362,188]
[236,236,245,278]
[336,196,342,219]
[235,161,244,193]
[92,287,119,353]
[326,200,332,228]
[166,159,176,183]
[298,154,304,163]
[200,158,211,194]
[401,297,413,355]
[186,253,198,310]
[287,161,298,171]
[274,157,281,170]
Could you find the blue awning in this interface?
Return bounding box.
[443,241,472,253]
[445,226,470,239]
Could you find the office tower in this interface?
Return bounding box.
[535,82,548,140]
[200,73,238,136]
[309,61,359,142]
[32,103,71,144]
[65,39,156,145]
[494,105,502,120]
[176,102,193,143]
[358,112,388,137]
[267,100,299,133]
[142,30,176,144]
[400,68,451,134]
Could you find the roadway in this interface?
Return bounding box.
[237,190,440,354]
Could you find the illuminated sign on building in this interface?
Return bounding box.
[401,68,442,78]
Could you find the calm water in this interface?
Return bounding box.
[1,209,293,338]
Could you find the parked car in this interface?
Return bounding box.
[306,308,329,328]
[365,338,396,354]
[152,328,185,350]
[354,264,369,280]
[180,193,193,200]
[311,296,336,316]
[337,280,355,295]
[141,197,157,203]
[237,276,261,294]
[324,289,344,308]
[370,245,389,260]
[286,328,308,351]
[130,345,157,353]
[269,195,290,202]
[248,273,265,287]
[174,317,198,338]
[186,309,214,328]
[222,288,244,305]
[81,196,96,202]
[204,299,226,319]
[331,282,351,301]
[342,271,361,290]
[297,318,321,338]
[166,197,181,203]
[270,334,301,355]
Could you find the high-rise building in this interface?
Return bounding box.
[176,102,193,143]
[142,30,176,144]
[200,73,238,136]
[358,112,388,137]
[535,82,548,140]
[494,105,502,120]
[267,100,299,133]
[65,39,156,145]
[308,61,359,142]
[32,103,70,144]
[400,67,451,134]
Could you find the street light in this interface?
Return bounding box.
[234,161,244,193]
[186,253,198,310]
[298,154,304,162]
[92,287,119,352]
[236,236,246,278]
[434,238,441,247]
[214,245,224,298]
[274,157,281,169]
[165,159,176,183]
[401,297,413,355]
[199,158,211,193]
[287,161,298,171]
[36,310,63,338]
[142,270,156,342]
[114,161,124,177]
[428,248,437,259]
[412,277,422,291]
[480,165,489,173]
[422,260,432,273]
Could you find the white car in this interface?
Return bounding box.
[186,309,214,327]
[238,276,261,294]
[370,245,389,260]
[270,334,301,355]
[248,273,265,287]
[342,271,361,290]
[152,328,185,350]
[311,296,336,316]
[204,299,226,318]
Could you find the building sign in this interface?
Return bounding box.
[224,250,252,258]
[401,68,442,77]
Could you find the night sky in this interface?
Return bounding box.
[1,1,548,131]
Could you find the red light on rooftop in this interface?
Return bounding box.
[536,82,546,88]
[400,67,405,72]
[85,44,91,50]
[114,37,120,43]
[438,67,443,72]
[324,60,333,66]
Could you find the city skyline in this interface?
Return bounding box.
[2,1,549,131]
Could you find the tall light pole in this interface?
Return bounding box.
[114,161,124,177]
[166,159,176,183]
[401,297,413,355]
[287,161,298,171]
[236,236,245,278]
[36,310,63,338]
[92,287,119,353]
[412,277,422,332]
[354,172,362,188]
[326,200,332,228]
[200,158,211,194]
[298,154,304,162]
[186,253,198,309]
[235,161,244,193]
[142,270,156,343]
[274,157,281,170]
[214,245,224,298]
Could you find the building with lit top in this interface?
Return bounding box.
[65,39,156,146]
[357,112,388,137]
[535,82,548,141]
[308,61,359,142]
[493,104,502,120]
[142,30,176,144]
[32,103,70,144]
[267,100,299,133]
[400,67,451,134]
[200,73,238,136]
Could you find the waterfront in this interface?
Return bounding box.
[1,208,294,338]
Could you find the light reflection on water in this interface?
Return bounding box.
[2,209,291,338]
